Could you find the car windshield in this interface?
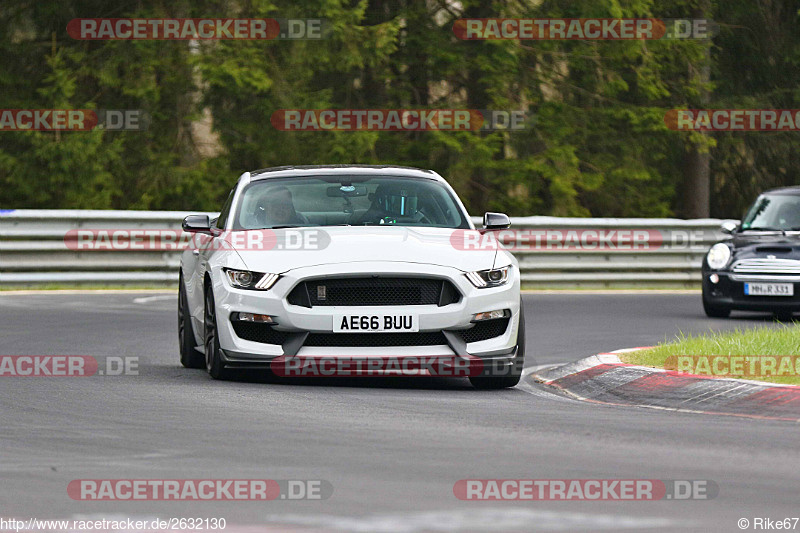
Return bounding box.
[232,175,469,230]
[740,194,800,231]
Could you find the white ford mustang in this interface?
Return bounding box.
[179,165,524,388]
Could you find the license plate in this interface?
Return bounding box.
[333,314,419,332]
[744,283,794,296]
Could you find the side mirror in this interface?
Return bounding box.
[182,214,212,234]
[483,212,511,230]
[720,221,739,234]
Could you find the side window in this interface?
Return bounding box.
[216,189,235,229]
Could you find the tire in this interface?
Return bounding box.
[773,311,794,322]
[702,297,731,318]
[179,273,205,369]
[204,283,229,380]
[469,303,525,390]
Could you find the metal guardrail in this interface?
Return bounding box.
[0,210,731,287]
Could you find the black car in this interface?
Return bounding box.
[702,186,800,320]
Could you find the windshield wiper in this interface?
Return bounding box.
[268,225,303,229]
[742,227,782,231]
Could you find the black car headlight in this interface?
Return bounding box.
[224,268,279,290]
[465,266,511,288]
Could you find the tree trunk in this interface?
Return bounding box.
[682,3,712,218]
[463,2,493,214]
[683,147,710,218]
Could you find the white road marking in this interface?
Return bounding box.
[133,295,176,304]
[523,289,700,295]
[0,289,176,296]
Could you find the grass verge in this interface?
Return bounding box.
[619,323,800,385]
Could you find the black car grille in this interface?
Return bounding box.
[231,321,291,345]
[456,317,511,344]
[232,318,509,347]
[304,332,448,347]
[287,277,460,307]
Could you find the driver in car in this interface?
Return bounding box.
[358,184,423,224]
[255,186,309,227]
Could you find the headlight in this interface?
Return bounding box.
[706,243,732,270]
[466,266,511,288]
[224,268,280,290]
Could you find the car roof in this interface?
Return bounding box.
[762,185,800,196]
[248,164,440,181]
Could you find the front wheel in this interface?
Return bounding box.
[179,273,205,369]
[773,311,795,322]
[469,303,525,390]
[204,284,229,380]
[702,296,731,318]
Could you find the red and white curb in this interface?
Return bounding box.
[532,348,800,422]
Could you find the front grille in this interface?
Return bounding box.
[287,277,460,307]
[232,317,509,347]
[304,332,448,347]
[231,321,290,345]
[731,258,800,275]
[456,317,510,344]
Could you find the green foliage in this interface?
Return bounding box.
[0,0,797,216]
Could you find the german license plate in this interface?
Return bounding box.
[333,314,418,332]
[744,283,794,296]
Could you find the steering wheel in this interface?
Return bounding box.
[383,212,432,225]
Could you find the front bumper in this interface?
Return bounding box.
[702,270,800,311]
[210,262,522,367]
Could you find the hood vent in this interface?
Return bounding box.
[755,246,793,254]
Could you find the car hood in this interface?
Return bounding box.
[226,226,501,274]
[727,231,800,264]
[732,231,800,248]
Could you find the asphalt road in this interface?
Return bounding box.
[1,292,798,532]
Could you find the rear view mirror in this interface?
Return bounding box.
[182,214,212,234]
[327,185,368,197]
